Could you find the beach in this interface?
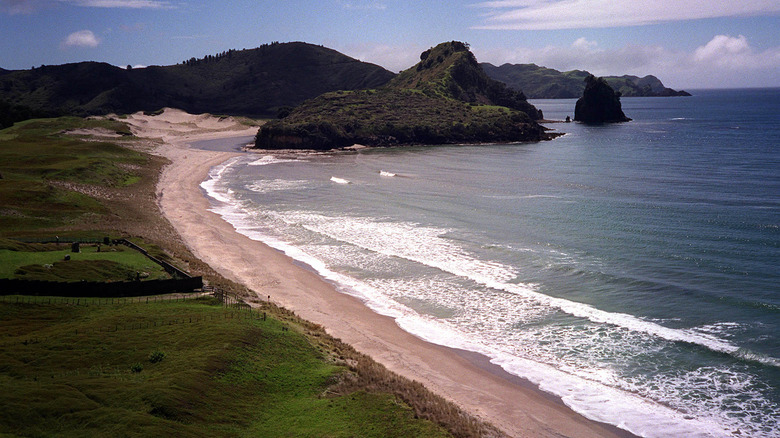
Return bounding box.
[130,109,632,438]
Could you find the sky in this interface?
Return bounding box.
[1,0,778,89]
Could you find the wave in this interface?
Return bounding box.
[379,170,396,177]
[330,177,350,184]
[248,155,302,166]
[246,179,309,194]
[290,213,754,355]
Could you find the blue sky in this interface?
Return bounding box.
[1,0,778,88]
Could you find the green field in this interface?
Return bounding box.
[0,243,170,282]
[0,298,450,437]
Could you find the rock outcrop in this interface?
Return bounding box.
[574,75,631,123]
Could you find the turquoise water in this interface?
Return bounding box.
[200,89,779,437]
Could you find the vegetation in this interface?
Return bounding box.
[0,241,170,282]
[0,298,456,437]
[255,41,553,150]
[481,62,691,99]
[0,117,150,234]
[0,42,395,122]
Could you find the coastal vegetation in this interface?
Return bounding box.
[255,41,553,150]
[481,62,690,99]
[0,116,505,437]
[0,42,394,121]
[0,297,459,437]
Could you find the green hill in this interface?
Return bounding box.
[481,63,690,99]
[0,42,394,126]
[255,41,552,150]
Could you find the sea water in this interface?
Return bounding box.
[198,89,779,437]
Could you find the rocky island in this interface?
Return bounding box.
[254,41,555,150]
[481,62,691,99]
[574,75,632,123]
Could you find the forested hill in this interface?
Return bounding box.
[0,42,395,125]
[255,41,552,151]
[481,63,690,99]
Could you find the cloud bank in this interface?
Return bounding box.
[472,0,780,30]
[1,0,171,13]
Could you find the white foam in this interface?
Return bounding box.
[330,177,350,184]
[379,170,396,177]
[286,212,750,359]
[199,156,242,204]
[248,155,301,166]
[246,179,308,194]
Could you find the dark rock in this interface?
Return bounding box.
[574,75,631,123]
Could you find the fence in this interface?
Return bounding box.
[4,237,202,296]
[9,237,193,279]
[116,239,192,279]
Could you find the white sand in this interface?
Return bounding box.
[132,109,630,438]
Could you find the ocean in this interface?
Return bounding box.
[198,88,779,438]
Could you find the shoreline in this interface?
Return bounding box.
[138,109,635,438]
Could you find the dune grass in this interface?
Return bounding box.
[0,117,147,234]
[0,297,451,438]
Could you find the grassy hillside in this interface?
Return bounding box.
[255,42,553,150]
[0,117,151,234]
[482,63,691,99]
[0,297,454,437]
[0,42,395,124]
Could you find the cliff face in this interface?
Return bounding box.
[574,75,631,123]
[255,42,552,150]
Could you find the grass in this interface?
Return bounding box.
[0,243,170,281]
[0,117,149,234]
[0,298,451,438]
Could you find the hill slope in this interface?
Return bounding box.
[255,41,552,150]
[0,42,394,121]
[481,63,690,99]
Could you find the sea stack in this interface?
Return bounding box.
[574,75,631,123]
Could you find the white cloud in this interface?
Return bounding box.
[1,0,170,13]
[472,0,780,30]
[63,0,171,8]
[337,1,386,10]
[0,0,44,14]
[474,34,780,89]
[62,29,100,48]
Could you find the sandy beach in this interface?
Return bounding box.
[129,109,632,438]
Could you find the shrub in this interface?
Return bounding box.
[149,351,166,364]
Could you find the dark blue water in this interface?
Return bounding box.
[202,89,780,437]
